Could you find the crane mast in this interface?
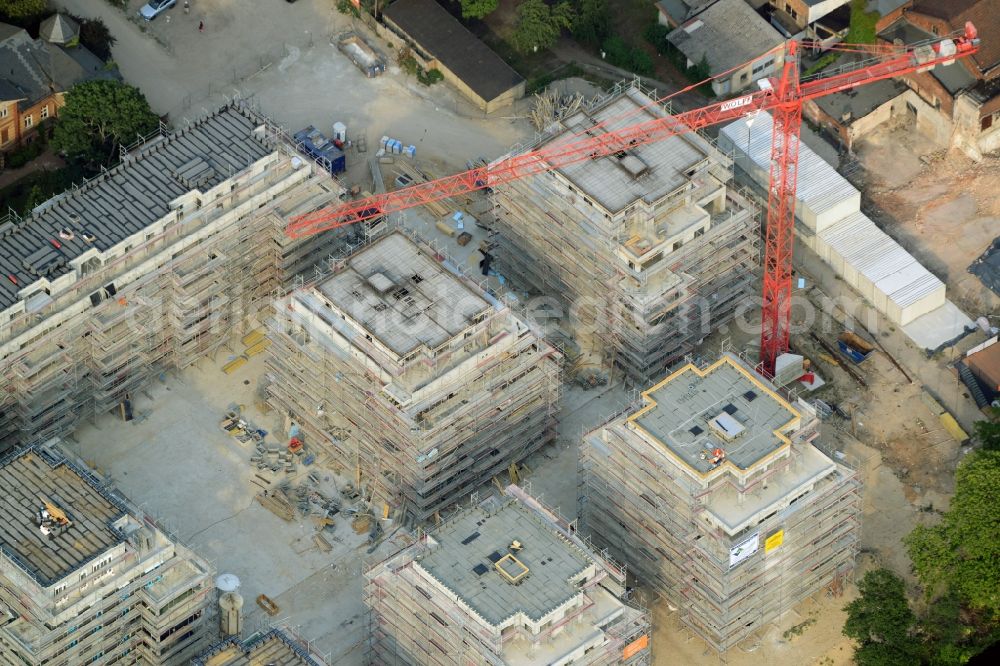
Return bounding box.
[288,24,980,377]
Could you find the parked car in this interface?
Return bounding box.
[139,0,176,21]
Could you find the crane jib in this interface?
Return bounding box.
[719,95,754,112]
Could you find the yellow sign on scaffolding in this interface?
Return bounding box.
[765,529,784,552]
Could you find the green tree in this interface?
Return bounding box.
[843,569,921,665]
[0,0,46,20]
[906,449,1000,618]
[511,0,575,54]
[846,0,879,44]
[571,0,610,49]
[642,22,669,55]
[459,0,497,20]
[67,14,116,61]
[689,53,711,82]
[52,80,159,166]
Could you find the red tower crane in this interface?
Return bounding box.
[288,24,980,376]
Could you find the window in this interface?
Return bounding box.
[24,115,32,128]
[41,105,49,119]
[0,105,7,118]
[984,113,995,131]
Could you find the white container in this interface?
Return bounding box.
[333,122,347,142]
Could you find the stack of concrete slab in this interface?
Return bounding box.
[719,113,970,346]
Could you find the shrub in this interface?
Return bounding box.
[642,22,668,55]
[335,0,359,18]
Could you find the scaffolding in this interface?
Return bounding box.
[0,440,214,666]
[264,230,562,524]
[578,354,862,653]
[363,486,651,665]
[0,132,346,454]
[489,82,760,387]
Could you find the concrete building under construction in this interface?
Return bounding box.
[490,82,759,385]
[265,231,561,523]
[579,354,862,652]
[0,438,214,665]
[0,104,351,455]
[364,484,651,665]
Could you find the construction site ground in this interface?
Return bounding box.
[854,120,1000,316]
[53,0,532,188]
[58,213,984,666]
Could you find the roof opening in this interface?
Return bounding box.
[495,553,530,585]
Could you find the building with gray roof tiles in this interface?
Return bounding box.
[667,0,785,96]
[0,20,117,155]
[364,485,650,665]
[580,353,862,653]
[0,102,347,454]
[0,106,270,311]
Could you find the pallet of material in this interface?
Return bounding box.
[256,491,295,521]
[222,356,249,374]
[241,328,267,348]
[245,339,272,357]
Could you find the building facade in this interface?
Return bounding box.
[365,485,651,665]
[0,439,214,665]
[579,354,862,652]
[0,104,348,454]
[875,0,1000,158]
[0,20,115,154]
[265,231,561,523]
[490,82,759,386]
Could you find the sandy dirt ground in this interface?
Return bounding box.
[855,121,1000,316]
[54,0,533,179]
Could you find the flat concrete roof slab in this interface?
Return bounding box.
[902,299,974,350]
[417,498,591,626]
[629,355,799,474]
[315,233,490,357]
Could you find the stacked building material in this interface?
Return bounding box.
[364,484,651,665]
[579,353,862,652]
[0,439,214,664]
[489,81,759,385]
[264,231,561,523]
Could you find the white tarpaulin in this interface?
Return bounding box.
[729,532,759,569]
